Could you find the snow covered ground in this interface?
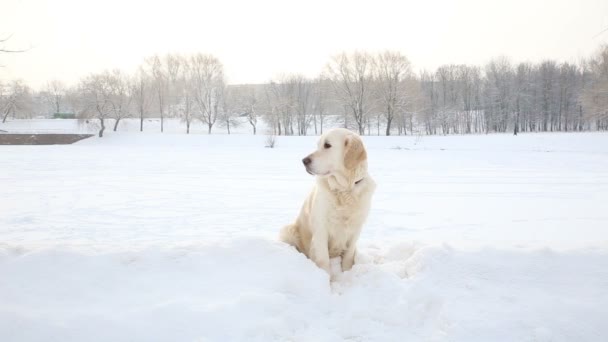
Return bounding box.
[1,120,608,341]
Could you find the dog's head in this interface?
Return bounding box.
[302,128,367,178]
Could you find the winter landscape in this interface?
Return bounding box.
[1,119,608,341]
[3,0,608,341]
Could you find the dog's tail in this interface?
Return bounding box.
[279,223,302,252]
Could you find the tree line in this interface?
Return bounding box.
[1,45,608,137]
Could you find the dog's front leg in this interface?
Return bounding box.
[309,230,331,275]
[341,231,361,272]
[341,247,356,272]
[341,242,357,271]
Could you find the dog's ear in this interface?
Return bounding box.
[344,134,367,170]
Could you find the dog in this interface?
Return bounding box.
[280,128,376,277]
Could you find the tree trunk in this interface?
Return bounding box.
[186,121,190,134]
[113,118,121,131]
[514,100,520,135]
[2,107,10,123]
[386,117,392,136]
[208,123,212,134]
[409,114,413,136]
[159,88,164,133]
[579,105,583,131]
[357,111,364,135]
[140,111,144,132]
[99,118,106,138]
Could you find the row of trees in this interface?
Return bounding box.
[419,55,608,135]
[2,46,608,136]
[69,53,228,137]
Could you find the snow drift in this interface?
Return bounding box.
[2,240,606,341]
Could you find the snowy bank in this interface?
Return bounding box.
[1,240,606,341]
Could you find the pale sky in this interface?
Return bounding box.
[1,0,607,89]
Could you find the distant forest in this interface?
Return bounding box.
[2,45,608,137]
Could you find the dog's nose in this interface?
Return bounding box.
[302,157,311,166]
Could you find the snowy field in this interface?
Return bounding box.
[1,120,608,341]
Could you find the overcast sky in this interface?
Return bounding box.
[1,0,607,88]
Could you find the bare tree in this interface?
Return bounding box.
[265,78,296,135]
[582,45,608,130]
[292,75,314,135]
[44,80,66,115]
[146,55,167,132]
[311,77,329,134]
[537,60,559,131]
[577,59,592,131]
[558,62,579,132]
[131,67,152,132]
[399,77,425,135]
[513,63,533,135]
[105,70,132,131]
[175,56,196,134]
[483,57,514,133]
[241,85,260,135]
[224,85,260,134]
[179,85,196,134]
[419,71,438,135]
[326,52,374,135]
[219,86,241,134]
[456,65,482,134]
[1,80,32,123]
[164,53,182,121]
[78,74,112,137]
[189,53,225,134]
[373,51,412,135]
[434,65,460,134]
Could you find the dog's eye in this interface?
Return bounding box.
[324,142,332,149]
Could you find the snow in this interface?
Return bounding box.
[1,120,608,341]
[0,118,266,135]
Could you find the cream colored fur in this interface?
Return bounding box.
[280,128,376,276]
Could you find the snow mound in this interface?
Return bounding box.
[2,240,606,341]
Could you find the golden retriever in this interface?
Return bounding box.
[280,128,376,277]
